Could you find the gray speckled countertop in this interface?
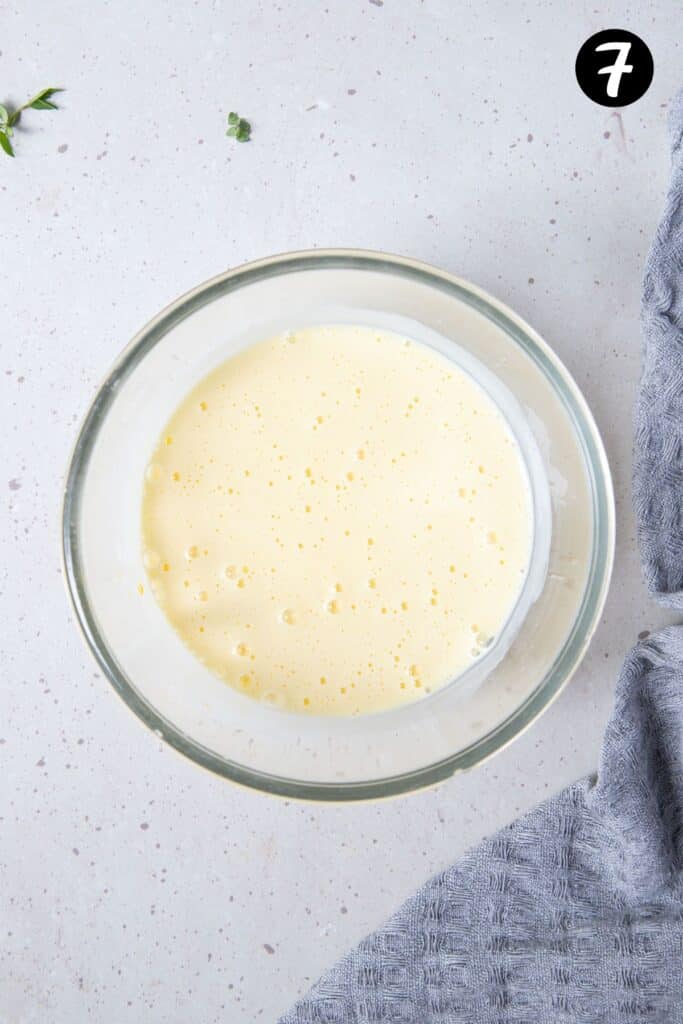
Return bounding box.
[2,2,681,1020]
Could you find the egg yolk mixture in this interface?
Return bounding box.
[141,325,532,714]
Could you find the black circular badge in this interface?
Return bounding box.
[575,29,653,107]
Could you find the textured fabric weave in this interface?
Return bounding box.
[280,94,683,1024]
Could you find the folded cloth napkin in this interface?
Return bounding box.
[280,92,683,1024]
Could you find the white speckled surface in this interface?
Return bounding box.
[2,2,681,1020]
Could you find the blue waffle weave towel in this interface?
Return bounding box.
[280,92,683,1024]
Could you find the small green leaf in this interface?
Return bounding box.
[0,87,63,156]
[29,98,58,110]
[27,86,62,104]
[0,132,15,157]
[226,111,251,143]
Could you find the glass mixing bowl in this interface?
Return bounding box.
[62,250,614,800]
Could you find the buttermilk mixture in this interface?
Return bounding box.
[141,325,532,714]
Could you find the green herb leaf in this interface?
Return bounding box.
[0,132,15,157]
[29,98,59,110]
[226,110,251,143]
[0,86,63,155]
[26,87,62,108]
[235,117,251,142]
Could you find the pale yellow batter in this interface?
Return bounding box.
[141,325,532,714]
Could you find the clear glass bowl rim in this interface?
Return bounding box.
[62,248,615,802]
